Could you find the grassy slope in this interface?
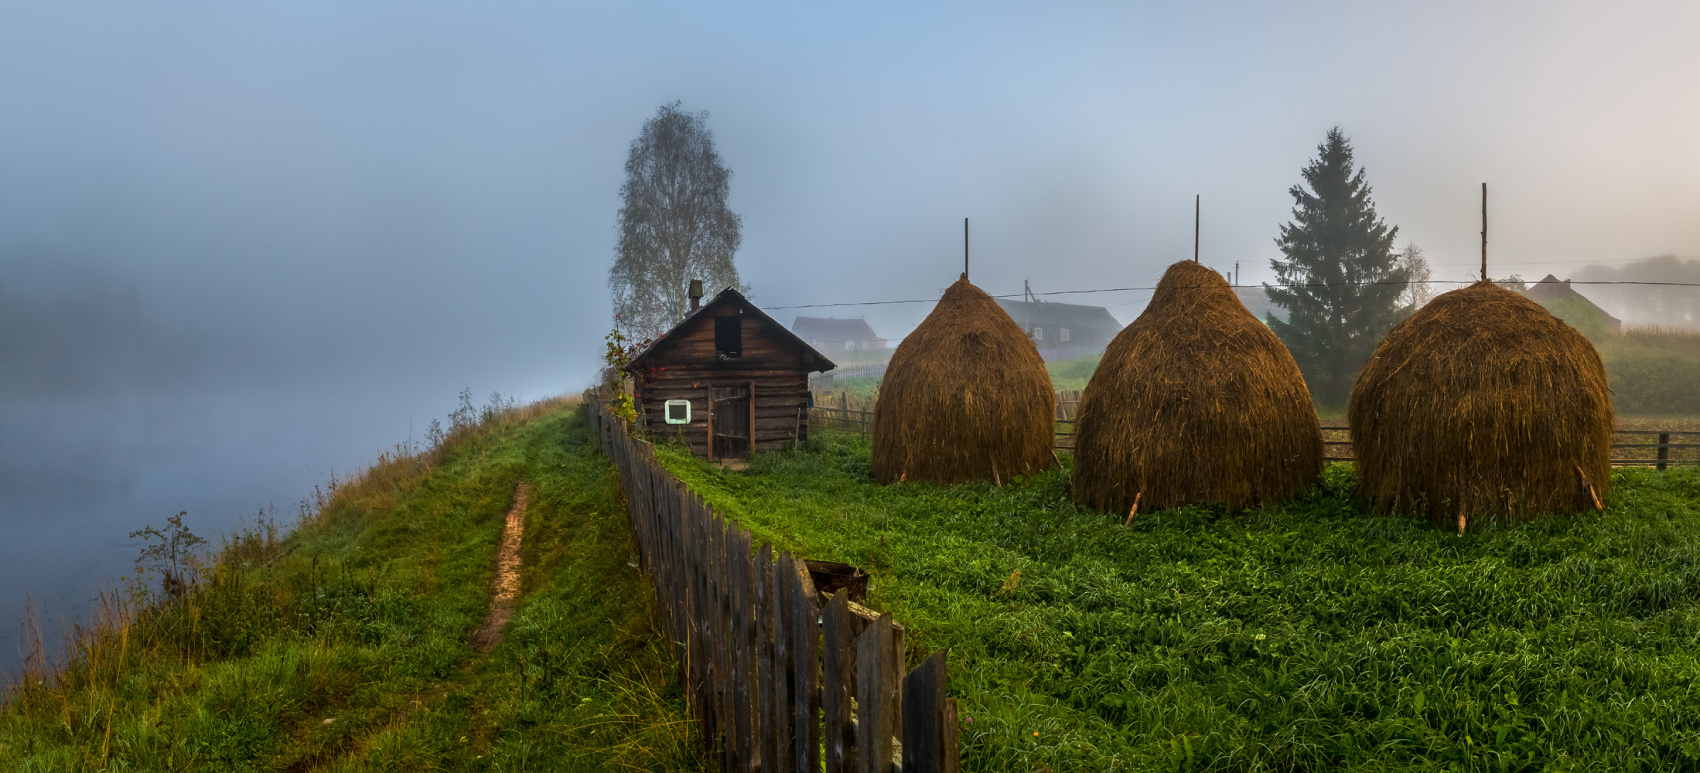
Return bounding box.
[0,402,700,772]
[658,433,1700,772]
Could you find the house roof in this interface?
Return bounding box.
[993,298,1123,331]
[791,316,883,343]
[1524,274,1622,325]
[626,287,837,373]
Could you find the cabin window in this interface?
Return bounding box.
[845,340,855,351]
[715,316,742,358]
[1060,327,1070,342]
[1032,327,1043,341]
[664,399,692,424]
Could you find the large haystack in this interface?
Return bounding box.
[1071,261,1323,513]
[871,275,1057,485]
[1350,280,1613,521]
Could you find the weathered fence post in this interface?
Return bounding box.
[822,592,858,773]
[856,614,899,773]
[901,650,956,773]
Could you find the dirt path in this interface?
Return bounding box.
[469,482,530,652]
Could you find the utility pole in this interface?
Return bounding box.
[1234,261,1240,286]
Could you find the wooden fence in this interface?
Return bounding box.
[810,391,1700,469]
[589,396,962,772]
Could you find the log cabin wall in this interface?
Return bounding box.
[630,294,830,459]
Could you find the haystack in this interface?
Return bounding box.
[871,275,1057,485]
[1071,261,1323,513]
[1349,280,1613,522]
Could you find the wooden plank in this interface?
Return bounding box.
[771,552,795,773]
[900,650,947,773]
[755,543,777,773]
[792,561,821,773]
[730,528,753,770]
[821,592,858,773]
[856,614,897,773]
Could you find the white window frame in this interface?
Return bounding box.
[1032,327,1043,341]
[1060,327,1070,342]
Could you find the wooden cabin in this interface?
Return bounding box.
[625,287,836,459]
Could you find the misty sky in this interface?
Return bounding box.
[4,0,1700,390]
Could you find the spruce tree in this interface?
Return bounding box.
[1265,127,1408,406]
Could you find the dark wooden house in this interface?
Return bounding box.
[625,287,836,459]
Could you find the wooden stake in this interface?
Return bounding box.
[1457,506,1466,535]
[990,457,1000,487]
[1194,195,1200,263]
[899,470,907,483]
[1124,492,1142,526]
[1480,182,1488,281]
[964,217,970,280]
[1577,464,1604,511]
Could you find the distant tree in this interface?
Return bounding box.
[1265,127,1408,405]
[1396,242,1434,309]
[608,102,744,339]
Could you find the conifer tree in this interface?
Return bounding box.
[1265,127,1409,405]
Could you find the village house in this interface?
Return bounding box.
[993,297,1123,352]
[1524,274,1623,335]
[790,316,887,352]
[625,285,835,460]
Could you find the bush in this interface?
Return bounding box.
[1605,348,1700,414]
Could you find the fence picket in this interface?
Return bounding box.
[755,542,777,771]
[792,563,821,773]
[901,650,948,772]
[772,552,796,773]
[856,613,898,773]
[822,592,858,773]
[731,528,754,770]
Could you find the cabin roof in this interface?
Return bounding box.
[993,298,1123,331]
[625,287,837,373]
[791,316,883,343]
[1524,274,1622,325]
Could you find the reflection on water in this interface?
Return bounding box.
[0,387,430,675]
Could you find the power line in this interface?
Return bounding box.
[763,279,1700,311]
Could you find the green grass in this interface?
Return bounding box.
[1047,353,1102,392]
[656,432,1700,772]
[0,400,700,772]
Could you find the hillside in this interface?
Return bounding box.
[0,400,701,771]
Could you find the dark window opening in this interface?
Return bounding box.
[715,316,742,358]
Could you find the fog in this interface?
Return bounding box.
[3,1,1699,669]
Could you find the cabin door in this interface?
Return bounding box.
[711,384,753,459]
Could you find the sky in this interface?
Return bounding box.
[3,0,1700,391]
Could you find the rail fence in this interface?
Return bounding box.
[810,392,1700,469]
[589,396,961,772]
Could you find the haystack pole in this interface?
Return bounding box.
[1071,260,1323,513]
[1348,183,1614,523]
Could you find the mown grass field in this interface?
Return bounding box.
[657,432,1700,772]
[0,401,700,772]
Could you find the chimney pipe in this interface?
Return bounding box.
[688,279,703,313]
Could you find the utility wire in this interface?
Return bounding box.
[765,279,1700,311]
